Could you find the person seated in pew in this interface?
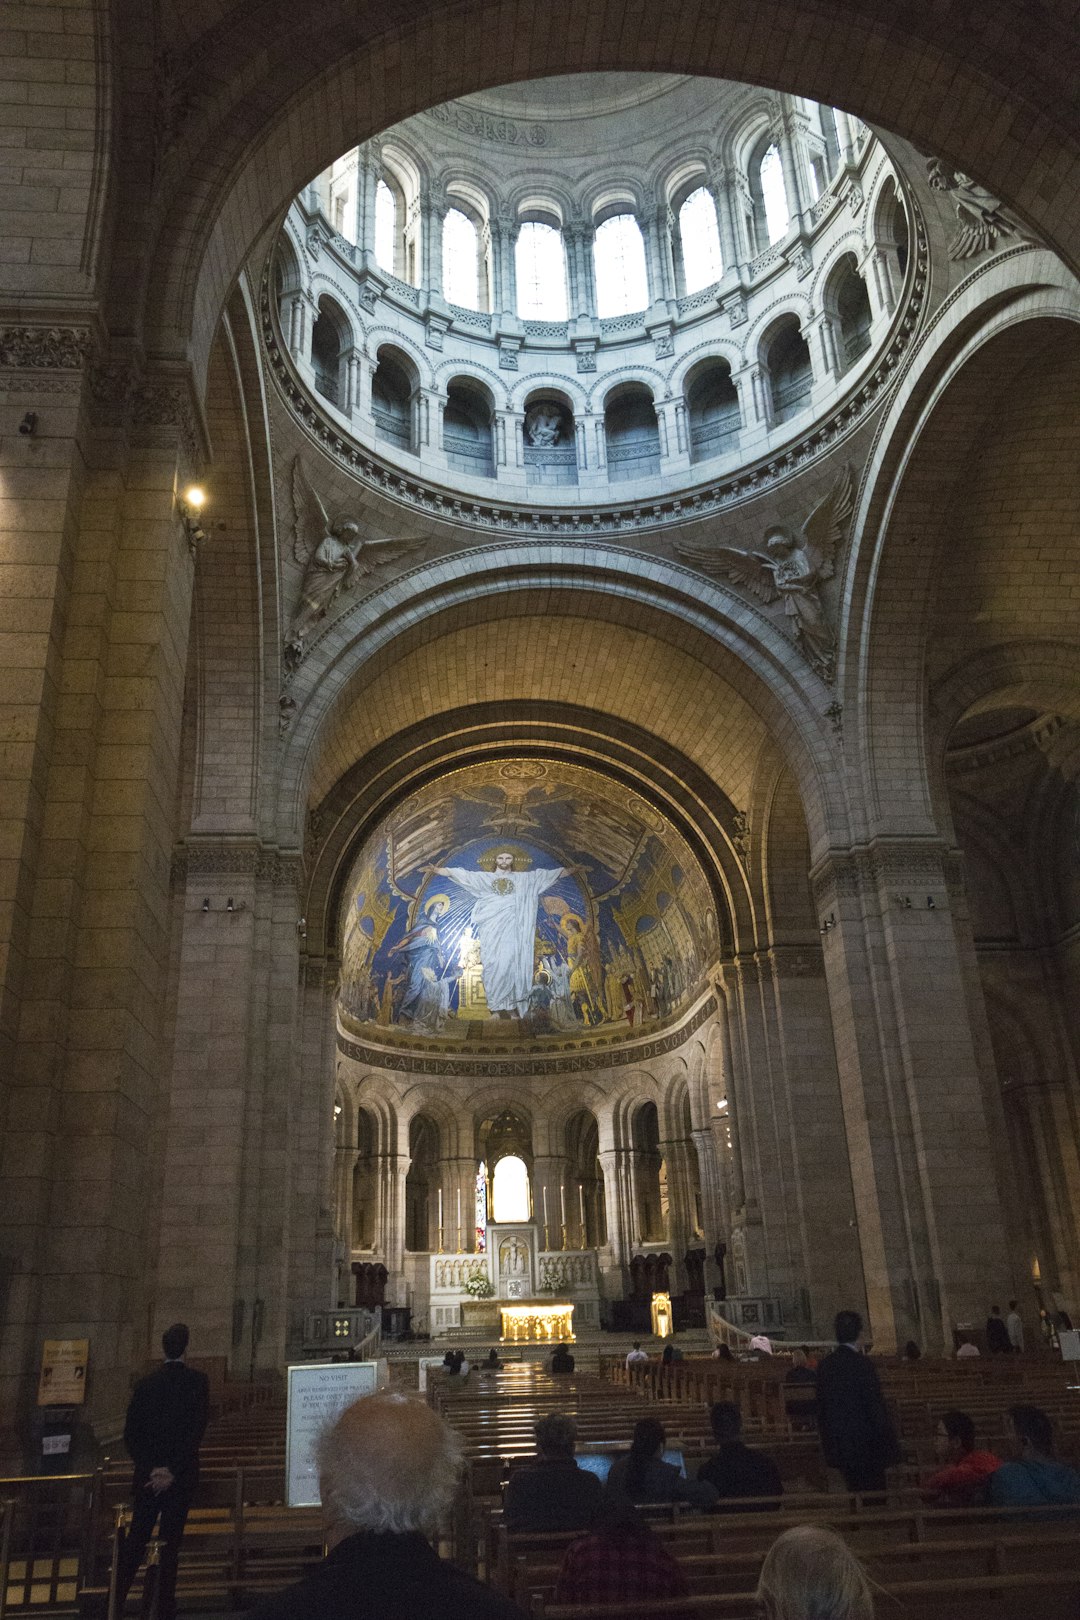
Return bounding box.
[784,1348,818,1428]
[484,1347,501,1368]
[954,1333,980,1358]
[550,1342,575,1375]
[901,1340,921,1362]
[555,1501,690,1611]
[248,1393,524,1619]
[697,1401,783,1511]
[625,1340,649,1369]
[923,1409,1001,1506]
[989,1404,1080,1509]
[712,1343,735,1362]
[755,1525,875,1620]
[606,1417,719,1511]
[502,1412,602,1533]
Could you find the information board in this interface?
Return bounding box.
[37,1340,89,1406]
[285,1361,379,1506]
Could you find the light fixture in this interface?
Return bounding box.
[177,485,208,553]
[200,896,246,914]
[926,895,935,910]
[226,897,235,912]
[819,913,836,934]
[716,1099,728,1113]
[201,897,210,912]
[297,916,307,938]
[333,1102,343,1120]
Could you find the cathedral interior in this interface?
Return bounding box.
[1,0,1079,1450]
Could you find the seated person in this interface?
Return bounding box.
[901,1340,921,1362]
[556,1503,689,1609]
[924,1410,1001,1505]
[550,1342,575,1375]
[955,1334,980,1358]
[755,1525,874,1620]
[606,1417,718,1512]
[625,1341,649,1368]
[484,1347,501,1369]
[712,1343,735,1362]
[248,1393,524,1619]
[503,1412,602,1533]
[989,1404,1080,1508]
[660,1341,683,1365]
[697,1401,783,1511]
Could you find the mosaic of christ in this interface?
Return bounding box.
[338,759,718,1047]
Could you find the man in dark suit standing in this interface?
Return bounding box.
[815,1310,900,1493]
[115,1323,210,1618]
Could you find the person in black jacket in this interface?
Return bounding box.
[815,1310,901,1493]
[116,1323,210,1618]
[249,1392,524,1618]
[697,1401,783,1510]
[503,1412,601,1533]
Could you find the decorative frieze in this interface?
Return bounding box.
[0,326,95,369]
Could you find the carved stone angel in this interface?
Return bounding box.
[676,464,854,677]
[925,158,1027,260]
[285,457,424,667]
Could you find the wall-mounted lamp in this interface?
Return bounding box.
[201,897,210,912]
[18,411,37,437]
[333,1103,343,1121]
[200,896,246,914]
[819,913,836,935]
[926,895,935,910]
[178,485,207,553]
[297,916,307,939]
[716,1099,729,1113]
[896,894,912,909]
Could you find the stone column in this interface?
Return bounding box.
[567,225,596,318]
[692,1126,727,1249]
[811,840,1013,1351]
[650,205,677,301]
[597,1147,635,1273]
[533,1154,571,1249]
[834,110,856,166]
[775,121,805,225]
[710,176,738,277]
[354,154,379,256]
[659,1136,698,1289]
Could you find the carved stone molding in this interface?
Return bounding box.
[0,325,96,370]
[337,994,717,1078]
[810,839,954,909]
[173,841,302,886]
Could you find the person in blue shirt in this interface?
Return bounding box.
[989,1404,1080,1509]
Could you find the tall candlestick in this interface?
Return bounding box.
[560,1183,567,1227]
[542,1186,549,1247]
[578,1183,587,1246]
[438,1187,443,1232]
[457,1187,462,1252]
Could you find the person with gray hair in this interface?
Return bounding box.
[755,1525,875,1620]
[502,1410,602,1533]
[249,1393,524,1618]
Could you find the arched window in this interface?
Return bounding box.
[604,387,661,482]
[492,1155,530,1223]
[686,362,740,462]
[765,318,813,422]
[593,214,649,317]
[832,255,873,367]
[371,348,415,450]
[443,378,494,477]
[516,221,569,320]
[678,186,723,294]
[310,297,348,407]
[374,178,396,273]
[443,207,480,310]
[760,144,789,244]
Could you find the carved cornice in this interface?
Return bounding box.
[809,839,956,908]
[256,195,930,540]
[0,325,96,370]
[172,842,303,886]
[336,994,717,1078]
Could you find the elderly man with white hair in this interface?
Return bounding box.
[250,1393,525,1618]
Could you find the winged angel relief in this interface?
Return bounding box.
[676,465,854,678]
[285,458,424,668]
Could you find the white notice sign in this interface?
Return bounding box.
[285,1361,379,1506]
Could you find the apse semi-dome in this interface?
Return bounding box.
[338,758,719,1055]
[266,73,919,530]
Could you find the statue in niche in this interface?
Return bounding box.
[499,1236,528,1277]
[925,158,1028,260]
[525,402,562,447]
[675,465,854,678]
[285,457,424,668]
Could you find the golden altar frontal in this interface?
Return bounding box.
[500,1302,575,1343]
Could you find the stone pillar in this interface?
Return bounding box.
[597,1147,635,1273]
[710,176,738,277]
[648,205,677,301]
[775,122,804,226]
[834,110,856,166]
[692,1126,727,1250]
[659,1136,698,1288]
[567,225,596,318]
[354,154,380,256]
[490,214,517,315]
[379,1150,408,1300]
[812,840,1013,1351]
[533,1154,572,1249]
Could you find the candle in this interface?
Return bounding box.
[457,1187,462,1251]
[560,1184,567,1227]
[438,1188,443,1231]
[578,1183,586,1239]
[542,1187,549,1232]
